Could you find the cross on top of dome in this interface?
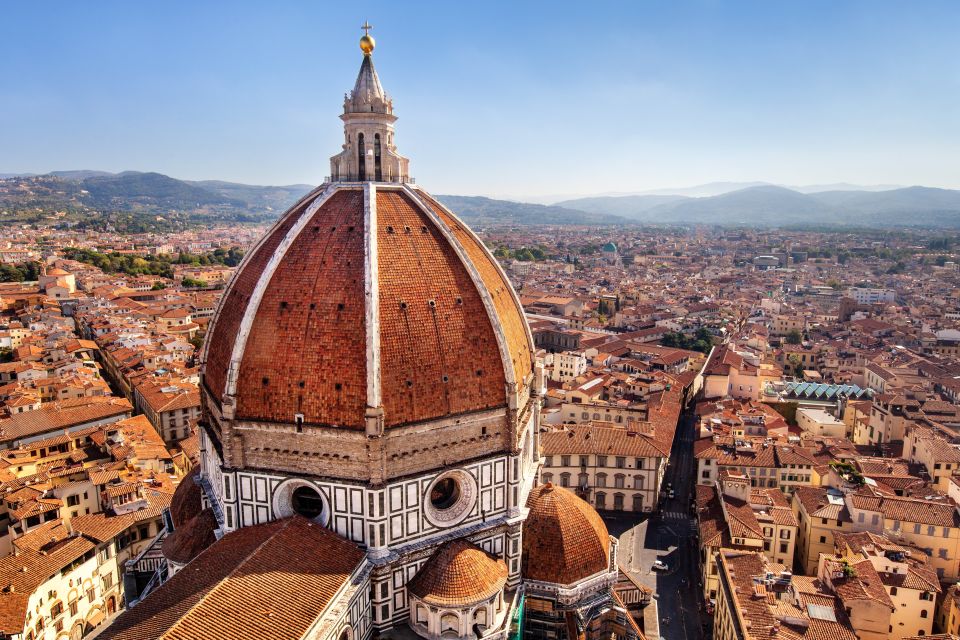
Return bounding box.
[329,25,411,182]
[360,21,375,55]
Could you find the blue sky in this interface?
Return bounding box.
[3,1,959,198]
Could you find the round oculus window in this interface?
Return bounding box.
[291,486,325,520]
[423,470,478,528]
[272,479,330,525]
[430,478,461,510]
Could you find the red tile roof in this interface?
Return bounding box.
[523,483,609,585]
[169,468,202,529]
[203,185,533,430]
[407,539,508,606]
[161,508,218,565]
[98,516,364,640]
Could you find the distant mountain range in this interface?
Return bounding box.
[0,170,625,227]
[433,195,624,226]
[556,184,960,227]
[0,171,315,231]
[513,181,905,203]
[2,170,960,228]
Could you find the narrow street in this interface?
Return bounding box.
[614,408,708,640]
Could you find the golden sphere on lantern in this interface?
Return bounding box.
[360,34,375,54]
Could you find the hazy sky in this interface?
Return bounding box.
[3,1,959,198]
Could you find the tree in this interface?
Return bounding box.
[785,329,803,345]
[0,262,41,283]
[181,277,207,289]
[787,353,803,376]
[660,329,713,355]
[152,281,167,290]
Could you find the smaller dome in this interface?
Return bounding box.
[523,483,610,585]
[46,268,69,276]
[169,468,202,529]
[161,508,218,565]
[407,539,508,607]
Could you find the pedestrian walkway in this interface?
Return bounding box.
[660,510,689,520]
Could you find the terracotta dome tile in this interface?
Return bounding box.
[202,184,532,430]
[407,539,508,606]
[162,508,218,565]
[169,467,202,529]
[523,483,610,585]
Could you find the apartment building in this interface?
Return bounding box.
[833,531,940,639]
[541,424,669,513]
[696,473,798,603]
[713,550,858,640]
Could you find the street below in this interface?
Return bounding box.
[607,408,709,640]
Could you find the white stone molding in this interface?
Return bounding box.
[199,183,328,369]
[223,184,340,410]
[363,182,384,435]
[401,184,518,396]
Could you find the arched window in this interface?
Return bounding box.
[596,492,607,509]
[474,608,487,626]
[596,473,607,488]
[559,473,571,488]
[634,475,645,490]
[632,494,643,511]
[542,473,553,484]
[440,613,459,637]
[613,493,625,510]
[614,474,625,489]
[374,133,383,181]
[416,606,429,625]
[357,133,366,180]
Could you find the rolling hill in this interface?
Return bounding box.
[434,195,624,226]
[3,170,960,228]
[554,194,689,218]
[562,185,960,227]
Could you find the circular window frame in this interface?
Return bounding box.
[423,470,478,528]
[272,478,330,526]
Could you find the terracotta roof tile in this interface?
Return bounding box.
[407,539,507,606]
[169,468,202,529]
[161,508,218,565]
[417,190,533,391]
[204,185,531,430]
[98,516,364,640]
[523,483,609,585]
[542,424,669,458]
[377,190,505,425]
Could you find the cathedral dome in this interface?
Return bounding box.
[161,507,218,566]
[169,467,202,529]
[522,483,611,585]
[202,185,533,431]
[407,539,508,607]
